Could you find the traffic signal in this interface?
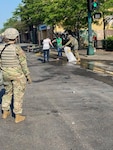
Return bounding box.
[92,0,98,10]
[87,0,99,11]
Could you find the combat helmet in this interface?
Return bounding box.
[4,28,19,40]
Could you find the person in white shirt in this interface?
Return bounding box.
[42,37,53,63]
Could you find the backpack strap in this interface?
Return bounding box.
[0,44,11,59]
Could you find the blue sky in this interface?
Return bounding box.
[0,0,22,29]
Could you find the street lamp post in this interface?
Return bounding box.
[87,0,99,55]
[87,10,94,55]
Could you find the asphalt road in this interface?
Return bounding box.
[0,51,113,150]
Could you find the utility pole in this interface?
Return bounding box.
[87,10,94,55]
[87,0,99,55]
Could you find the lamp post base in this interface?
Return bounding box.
[87,45,94,55]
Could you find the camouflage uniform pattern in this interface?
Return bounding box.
[65,36,80,61]
[0,44,30,114]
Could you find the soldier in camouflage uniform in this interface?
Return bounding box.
[0,28,32,123]
[65,35,81,62]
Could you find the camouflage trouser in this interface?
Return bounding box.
[72,49,80,61]
[71,45,80,61]
[75,50,80,60]
[2,72,26,114]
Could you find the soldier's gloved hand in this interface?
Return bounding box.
[26,75,32,84]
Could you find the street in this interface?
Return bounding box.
[0,50,113,150]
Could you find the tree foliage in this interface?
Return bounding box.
[1,0,113,32]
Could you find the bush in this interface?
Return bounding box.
[102,36,113,51]
[107,36,113,40]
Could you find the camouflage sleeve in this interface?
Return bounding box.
[65,39,71,46]
[15,45,30,76]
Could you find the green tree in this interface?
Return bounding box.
[1,0,113,33]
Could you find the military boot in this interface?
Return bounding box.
[2,110,10,119]
[15,114,25,123]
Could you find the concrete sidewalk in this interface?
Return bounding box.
[78,49,113,76]
[79,49,113,61]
